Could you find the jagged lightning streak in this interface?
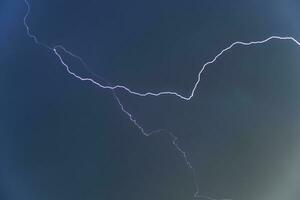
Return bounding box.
[24,2,300,102]
[55,35,300,101]
[53,45,206,199]
[23,1,208,199]
[23,0,300,199]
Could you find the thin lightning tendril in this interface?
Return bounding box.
[24,1,300,102]
[54,44,206,199]
[23,0,300,199]
[23,1,205,199]
[54,35,300,101]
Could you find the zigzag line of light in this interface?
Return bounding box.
[54,43,198,182]
[23,1,299,199]
[53,45,206,199]
[23,1,208,198]
[24,1,300,101]
[27,4,300,102]
[55,35,300,100]
[54,48,231,200]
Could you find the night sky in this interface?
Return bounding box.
[1,0,300,200]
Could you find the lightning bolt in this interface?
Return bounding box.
[53,43,207,200]
[23,0,207,199]
[24,1,300,102]
[54,35,300,101]
[23,0,300,199]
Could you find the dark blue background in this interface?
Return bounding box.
[1,0,300,199]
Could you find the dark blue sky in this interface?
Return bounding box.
[1,0,300,200]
